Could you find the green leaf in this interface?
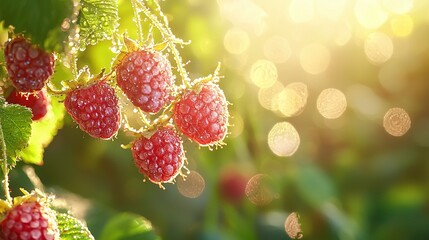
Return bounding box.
[57,212,95,240]
[0,97,32,167]
[77,0,119,50]
[20,96,65,165]
[0,0,75,52]
[99,213,161,240]
[294,163,336,208]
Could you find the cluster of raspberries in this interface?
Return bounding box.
[3,36,229,187]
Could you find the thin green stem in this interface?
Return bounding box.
[0,122,12,203]
[134,0,192,88]
[70,53,78,79]
[131,0,144,43]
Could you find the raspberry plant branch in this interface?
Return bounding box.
[133,0,192,88]
[131,0,144,43]
[0,122,11,204]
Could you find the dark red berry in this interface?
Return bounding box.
[116,49,173,114]
[4,37,55,92]
[131,127,185,184]
[0,201,59,240]
[6,89,49,121]
[219,171,247,203]
[64,81,120,139]
[173,82,228,146]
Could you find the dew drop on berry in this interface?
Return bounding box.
[163,165,173,175]
[79,113,90,121]
[20,212,32,223]
[210,123,220,134]
[209,111,218,122]
[31,212,40,220]
[85,105,94,113]
[155,147,165,157]
[144,141,153,150]
[15,222,23,230]
[134,57,143,66]
[31,229,42,239]
[28,48,39,59]
[166,144,174,153]
[15,47,27,61]
[105,107,113,116]
[126,62,134,72]
[30,220,39,228]
[20,231,30,239]
[6,219,15,228]
[137,69,145,76]
[179,104,190,114]
[142,84,151,94]
[22,204,32,213]
[35,68,45,78]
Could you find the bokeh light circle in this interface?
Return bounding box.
[245,174,275,206]
[364,32,394,65]
[317,88,347,119]
[176,170,205,199]
[382,0,414,14]
[277,82,308,117]
[315,0,347,21]
[299,43,330,75]
[263,36,291,64]
[289,0,315,23]
[250,59,278,88]
[334,21,352,46]
[355,0,388,29]
[258,81,284,111]
[383,107,411,137]
[285,212,303,239]
[390,15,414,37]
[268,122,300,157]
[224,28,250,55]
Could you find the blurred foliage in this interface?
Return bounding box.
[0,0,74,52]
[2,0,429,240]
[20,96,65,165]
[0,97,32,168]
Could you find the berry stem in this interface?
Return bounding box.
[134,0,192,88]
[0,122,12,204]
[131,0,144,43]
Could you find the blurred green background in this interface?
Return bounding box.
[7,0,429,239]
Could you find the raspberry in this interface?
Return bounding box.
[0,201,59,240]
[64,81,120,140]
[4,37,55,92]
[116,49,173,114]
[6,89,49,121]
[173,82,228,146]
[131,127,185,184]
[219,171,247,203]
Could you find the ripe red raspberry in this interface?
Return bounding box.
[64,81,120,139]
[173,82,228,146]
[116,49,173,114]
[219,171,247,203]
[0,201,59,240]
[6,89,49,121]
[4,37,55,92]
[131,127,185,184]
